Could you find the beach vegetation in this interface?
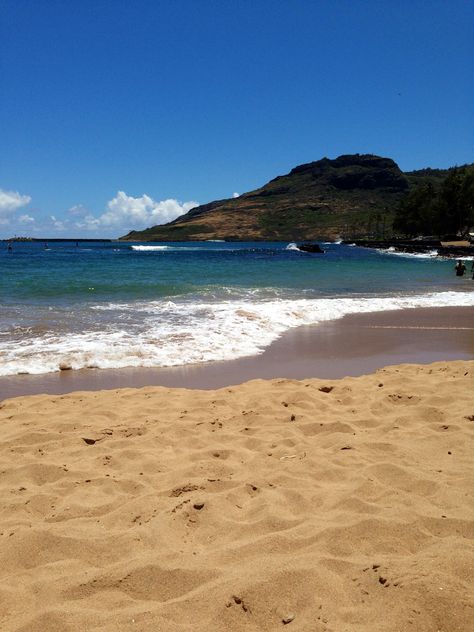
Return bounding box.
[393,166,474,237]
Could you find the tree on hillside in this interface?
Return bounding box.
[393,167,474,237]
[393,182,437,236]
[459,167,474,230]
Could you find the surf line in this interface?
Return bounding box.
[365,326,474,331]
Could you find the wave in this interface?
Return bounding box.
[131,244,253,253]
[377,248,474,261]
[1,291,473,377]
[377,247,440,259]
[130,245,170,251]
[285,242,314,254]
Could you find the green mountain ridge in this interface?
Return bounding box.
[119,154,463,242]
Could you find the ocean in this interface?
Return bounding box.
[1,240,473,377]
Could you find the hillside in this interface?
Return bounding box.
[119,154,451,242]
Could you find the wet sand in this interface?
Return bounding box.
[1,306,473,400]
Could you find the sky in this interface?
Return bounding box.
[1,0,473,239]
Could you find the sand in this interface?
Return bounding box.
[1,360,473,631]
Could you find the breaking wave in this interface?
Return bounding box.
[1,291,473,376]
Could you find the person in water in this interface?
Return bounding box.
[455,261,466,276]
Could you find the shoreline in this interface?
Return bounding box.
[1,305,473,400]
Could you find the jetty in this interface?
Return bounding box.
[2,238,113,243]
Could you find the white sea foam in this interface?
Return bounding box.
[131,244,241,252]
[131,245,170,251]
[378,248,440,259]
[285,242,316,253]
[0,291,473,376]
[286,242,301,251]
[378,248,474,261]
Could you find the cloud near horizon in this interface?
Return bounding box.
[0,188,198,237]
[74,192,199,232]
[0,188,32,224]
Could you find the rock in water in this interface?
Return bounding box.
[297,243,325,253]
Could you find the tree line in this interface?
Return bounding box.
[393,166,474,237]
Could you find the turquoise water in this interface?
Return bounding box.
[1,240,473,375]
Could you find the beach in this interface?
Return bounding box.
[3,0,474,628]
[1,305,473,399]
[1,243,474,630]
[1,307,474,631]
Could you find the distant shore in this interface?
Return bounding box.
[1,238,113,243]
[1,305,473,400]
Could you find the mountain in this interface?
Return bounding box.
[119,154,452,242]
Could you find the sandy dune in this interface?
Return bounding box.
[1,361,473,631]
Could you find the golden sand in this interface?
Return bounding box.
[1,361,473,631]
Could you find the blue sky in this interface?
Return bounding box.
[1,0,473,238]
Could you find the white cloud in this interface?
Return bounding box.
[97,191,198,228]
[0,189,198,238]
[68,204,89,217]
[232,192,240,198]
[50,215,67,231]
[74,215,101,231]
[0,188,31,220]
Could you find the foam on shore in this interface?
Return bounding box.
[1,291,473,376]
